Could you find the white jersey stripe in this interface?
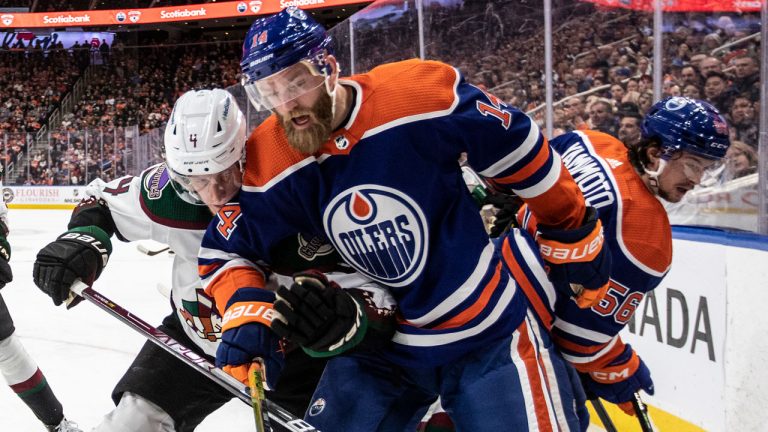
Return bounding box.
[512,229,557,311]
[200,258,263,290]
[479,120,541,177]
[241,156,316,193]
[360,68,461,141]
[553,318,613,344]
[514,152,563,199]
[405,241,495,326]
[392,276,516,347]
[528,311,571,432]
[562,336,619,364]
[510,322,540,431]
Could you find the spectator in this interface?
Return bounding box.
[680,65,701,87]
[682,84,702,99]
[617,111,643,148]
[729,55,760,101]
[728,94,758,148]
[588,98,618,137]
[723,140,758,181]
[699,56,724,80]
[703,71,731,112]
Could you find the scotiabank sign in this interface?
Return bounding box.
[582,0,761,12]
[0,0,368,28]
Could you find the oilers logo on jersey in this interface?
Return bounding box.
[324,185,428,287]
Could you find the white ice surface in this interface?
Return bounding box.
[0,209,253,431]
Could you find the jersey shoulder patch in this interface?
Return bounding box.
[139,163,211,230]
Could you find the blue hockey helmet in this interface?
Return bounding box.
[641,96,731,161]
[240,7,335,110]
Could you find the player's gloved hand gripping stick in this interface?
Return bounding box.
[66,280,318,432]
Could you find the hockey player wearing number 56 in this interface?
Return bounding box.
[197,7,613,431]
[514,96,731,421]
[31,89,396,431]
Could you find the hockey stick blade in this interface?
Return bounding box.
[68,280,319,432]
[136,241,171,256]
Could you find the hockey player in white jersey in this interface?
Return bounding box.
[0,175,82,431]
[32,89,394,431]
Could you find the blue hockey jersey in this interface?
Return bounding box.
[199,59,591,367]
[517,130,672,372]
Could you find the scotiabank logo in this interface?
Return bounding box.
[733,0,760,8]
[160,7,207,19]
[128,10,141,22]
[0,14,13,26]
[43,14,91,24]
[280,0,324,7]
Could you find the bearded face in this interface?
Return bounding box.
[277,88,334,154]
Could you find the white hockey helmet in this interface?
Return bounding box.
[164,89,246,204]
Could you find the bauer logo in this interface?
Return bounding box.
[237,2,248,13]
[308,398,326,416]
[1,14,14,26]
[324,185,428,287]
[128,10,141,23]
[115,11,126,22]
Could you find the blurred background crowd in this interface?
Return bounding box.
[0,0,761,228]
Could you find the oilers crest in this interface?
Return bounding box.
[324,185,428,287]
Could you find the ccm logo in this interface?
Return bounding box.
[539,229,603,263]
[591,368,630,382]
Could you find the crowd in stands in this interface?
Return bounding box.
[0,2,762,189]
[0,44,86,183]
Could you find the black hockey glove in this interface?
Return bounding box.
[484,193,523,238]
[33,226,112,306]
[272,270,367,358]
[0,221,12,289]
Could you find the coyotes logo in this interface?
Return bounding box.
[179,289,221,342]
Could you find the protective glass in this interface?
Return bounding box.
[243,60,327,111]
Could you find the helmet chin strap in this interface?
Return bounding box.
[643,158,667,195]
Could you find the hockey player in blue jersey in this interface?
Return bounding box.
[199,7,613,431]
[33,89,395,431]
[515,97,731,420]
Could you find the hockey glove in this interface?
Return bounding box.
[0,221,12,289]
[33,226,112,306]
[272,270,367,358]
[581,345,654,416]
[483,193,522,238]
[537,206,611,308]
[217,288,285,389]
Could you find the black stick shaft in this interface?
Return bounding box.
[70,281,319,432]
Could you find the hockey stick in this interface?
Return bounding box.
[136,240,171,256]
[586,397,618,432]
[631,392,656,432]
[67,280,319,432]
